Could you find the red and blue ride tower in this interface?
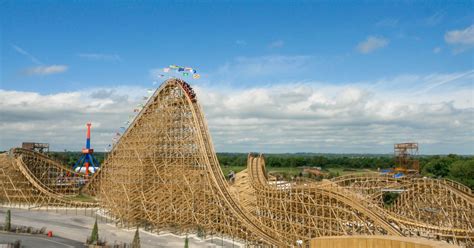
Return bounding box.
[73,122,100,176]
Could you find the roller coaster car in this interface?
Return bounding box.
[177,80,197,102]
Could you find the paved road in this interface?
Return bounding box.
[0,232,84,248]
[0,208,242,248]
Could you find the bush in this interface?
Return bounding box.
[4,209,11,231]
[132,227,140,248]
[88,218,99,245]
[382,192,399,206]
[448,159,474,189]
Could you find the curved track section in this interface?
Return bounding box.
[327,173,474,244]
[0,151,97,208]
[10,148,87,195]
[247,154,401,245]
[331,174,473,233]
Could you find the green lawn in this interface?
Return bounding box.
[221,166,246,176]
[65,194,96,202]
[325,167,375,176]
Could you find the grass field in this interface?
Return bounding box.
[221,166,246,176]
[65,194,96,202]
[326,167,375,176]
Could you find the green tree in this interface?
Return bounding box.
[132,226,140,248]
[382,192,400,206]
[422,157,452,177]
[449,159,474,189]
[184,234,189,248]
[4,209,11,231]
[88,218,99,244]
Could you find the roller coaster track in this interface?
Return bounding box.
[248,155,473,244]
[94,79,283,246]
[247,154,402,243]
[0,78,472,246]
[328,173,474,242]
[0,152,97,208]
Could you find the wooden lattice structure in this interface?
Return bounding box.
[330,173,473,243]
[0,150,96,208]
[0,78,472,247]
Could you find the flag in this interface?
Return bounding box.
[183,72,189,76]
[193,74,201,79]
[178,67,185,72]
[163,68,170,73]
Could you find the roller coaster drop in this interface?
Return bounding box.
[0,79,472,247]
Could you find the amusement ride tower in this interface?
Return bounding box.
[73,122,100,176]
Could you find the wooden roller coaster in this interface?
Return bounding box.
[0,78,472,247]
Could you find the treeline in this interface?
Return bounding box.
[218,153,395,169]
[421,154,473,189]
[45,151,473,189]
[218,153,474,189]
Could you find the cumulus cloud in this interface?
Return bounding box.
[357,36,389,54]
[268,40,284,48]
[78,53,122,61]
[195,74,473,154]
[0,86,146,151]
[1,71,472,154]
[25,65,68,75]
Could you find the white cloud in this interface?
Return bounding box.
[0,86,146,151]
[78,53,122,61]
[25,65,68,75]
[357,36,389,54]
[1,71,472,154]
[268,40,284,48]
[195,72,473,154]
[444,24,474,53]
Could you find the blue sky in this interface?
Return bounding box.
[1,1,473,154]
